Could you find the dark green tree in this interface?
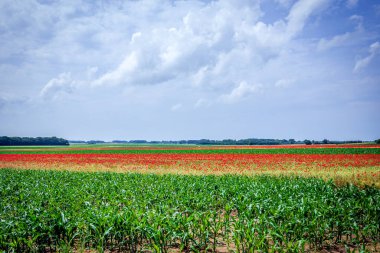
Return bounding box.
[304,139,312,145]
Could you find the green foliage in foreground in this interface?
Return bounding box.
[0,147,379,154]
[1,169,379,252]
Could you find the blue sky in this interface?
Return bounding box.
[0,0,379,141]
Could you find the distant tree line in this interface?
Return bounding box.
[119,139,368,145]
[175,138,298,145]
[0,136,69,146]
[303,139,363,145]
[103,138,299,145]
[68,138,373,146]
[109,138,362,145]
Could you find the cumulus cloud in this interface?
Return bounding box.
[40,73,75,99]
[91,2,256,88]
[92,52,138,87]
[8,0,332,104]
[354,42,380,73]
[88,0,330,91]
[219,81,262,104]
[31,0,335,112]
[236,0,329,51]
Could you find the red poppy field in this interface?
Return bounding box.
[1,144,379,186]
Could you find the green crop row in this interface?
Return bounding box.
[1,169,379,252]
[1,147,379,154]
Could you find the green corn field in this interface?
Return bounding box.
[1,169,379,252]
[0,147,379,155]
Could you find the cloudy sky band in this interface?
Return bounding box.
[0,0,379,140]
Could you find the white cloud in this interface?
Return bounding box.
[354,42,380,73]
[285,0,329,37]
[349,15,363,30]
[317,32,351,51]
[40,73,74,99]
[317,14,364,51]
[92,52,138,87]
[236,0,329,51]
[88,0,331,92]
[30,0,334,109]
[369,42,379,54]
[219,81,262,103]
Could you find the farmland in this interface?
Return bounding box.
[0,144,380,252]
[1,144,379,187]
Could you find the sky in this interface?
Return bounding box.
[0,0,379,141]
